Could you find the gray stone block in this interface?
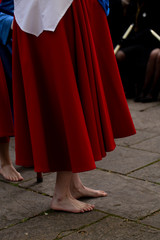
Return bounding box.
[142,212,160,229]
[78,170,160,220]
[131,136,160,154]
[130,106,160,133]
[64,216,160,240]
[0,182,51,229]
[129,161,160,183]
[0,210,106,240]
[115,130,158,147]
[19,173,56,196]
[18,169,160,221]
[127,99,159,112]
[96,146,160,174]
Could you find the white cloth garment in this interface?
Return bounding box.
[14,0,73,36]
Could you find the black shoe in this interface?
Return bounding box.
[141,95,157,103]
[134,94,144,102]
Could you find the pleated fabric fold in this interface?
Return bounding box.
[13,0,136,173]
[0,58,14,137]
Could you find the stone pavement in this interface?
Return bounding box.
[0,100,160,240]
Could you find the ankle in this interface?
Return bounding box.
[71,176,83,189]
[70,180,80,188]
[0,161,12,168]
[53,190,72,201]
[71,182,85,192]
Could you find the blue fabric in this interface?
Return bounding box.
[0,12,13,47]
[98,0,110,16]
[0,0,14,117]
[0,0,13,15]
[0,0,13,48]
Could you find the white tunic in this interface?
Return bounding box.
[14,0,73,36]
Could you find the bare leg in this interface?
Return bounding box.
[142,49,159,95]
[140,49,160,102]
[149,50,160,98]
[70,173,107,199]
[0,142,23,181]
[51,172,95,213]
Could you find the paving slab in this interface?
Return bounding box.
[1,101,160,239]
[77,170,160,220]
[141,212,160,229]
[130,106,160,132]
[64,216,160,240]
[96,146,160,174]
[129,161,160,183]
[19,173,56,196]
[0,182,51,230]
[115,130,158,147]
[18,169,160,220]
[127,99,159,112]
[0,210,106,240]
[131,136,160,154]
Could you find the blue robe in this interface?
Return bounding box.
[0,0,14,115]
[98,0,110,16]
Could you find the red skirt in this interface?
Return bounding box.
[0,58,14,138]
[12,0,136,173]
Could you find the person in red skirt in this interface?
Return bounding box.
[0,60,23,181]
[13,0,136,212]
[0,0,23,181]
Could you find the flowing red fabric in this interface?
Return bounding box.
[0,58,14,138]
[12,0,136,173]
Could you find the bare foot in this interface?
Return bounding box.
[51,194,95,213]
[0,164,23,182]
[71,185,107,199]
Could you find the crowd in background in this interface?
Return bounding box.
[108,0,160,102]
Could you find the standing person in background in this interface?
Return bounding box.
[0,0,23,181]
[108,0,136,47]
[135,48,160,102]
[114,0,160,99]
[13,0,135,213]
